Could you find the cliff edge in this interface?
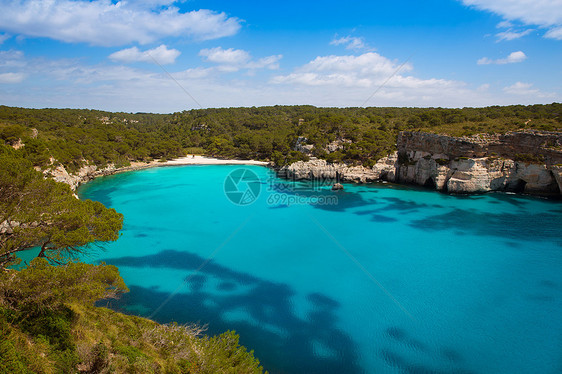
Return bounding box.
[279,130,562,196]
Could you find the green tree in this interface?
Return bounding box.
[0,148,123,268]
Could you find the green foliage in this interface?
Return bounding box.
[1,103,561,169]
[16,305,75,351]
[0,320,29,374]
[0,261,264,373]
[196,330,264,374]
[4,258,127,308]
[114,344,149,364]
[0,260,128,373]
[514,153,545,163]
[0,147,124,266]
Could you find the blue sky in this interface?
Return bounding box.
[0,0,561,112]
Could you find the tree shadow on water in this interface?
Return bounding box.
[410,209,562,245]
[380,327,476,374]
[101,250,363,374]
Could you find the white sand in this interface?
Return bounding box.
[164,155,269,166]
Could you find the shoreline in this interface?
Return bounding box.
[123,155,270,173]
[98,155,271,178]
[54,155,271,191]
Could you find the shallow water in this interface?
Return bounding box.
[77,165,562,374]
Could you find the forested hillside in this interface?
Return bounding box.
[0,259,265,373]
[1,104,561,170]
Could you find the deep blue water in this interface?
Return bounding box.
[76,165,562,374]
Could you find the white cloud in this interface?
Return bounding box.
[545,26,562,39]
[0,0,241,46]
[0,50,25,68]
[503,82,535,95]
[496,20,514,28]
[502,81,556,98]
[272,52,413,87]
[0,33,9,44]
[477,51,527,65]
[200,47,250,65]
[330,36,370,51]
[109,45,181,65]
[199,47,281,72]
[246,55,282,70]
[496,28,534,41]
[0,48,559,113]
[270,52,482,107]
[172,67,214,80]
[478,83,490,91]
[461,0,562,40]
[0,72,25,83]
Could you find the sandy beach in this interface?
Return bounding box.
[125,155,269,172]
[162,155,269,166]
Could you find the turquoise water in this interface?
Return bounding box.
[77,165,562,374]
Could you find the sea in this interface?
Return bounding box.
[74,164,562,374]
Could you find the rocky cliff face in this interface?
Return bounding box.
[278,154,398,184]
[45,164,108,190]
[279,130,562,196]
[45,163,150,191]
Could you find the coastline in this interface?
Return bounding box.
[124,155,269,172]
[50,155,270,190]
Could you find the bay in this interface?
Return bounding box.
[77,165,562,374]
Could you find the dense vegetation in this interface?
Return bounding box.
[1,103,560,170]
[0,144,123,268]
[0,258,264,373]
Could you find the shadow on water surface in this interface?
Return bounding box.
[343,193,562,246]
[410,208,562,245]
[380,327,475,374]
[101,250,362,374]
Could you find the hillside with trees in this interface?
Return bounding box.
[1,104,560,171]
[0,258,264,373]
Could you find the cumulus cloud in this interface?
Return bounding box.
[477,51,527,65]
[0,0,242,46]
[269,52,480,107]
[199,47,281,72]
[0,72,25,83]
[200,47,250,65]
[461,0,562,40]
[109,45,181,65]
[271,52,412,87]
[330,36,369,51]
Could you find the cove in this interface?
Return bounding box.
[77,164,562,374]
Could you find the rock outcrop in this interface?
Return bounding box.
[46,164,104,190]
[44,162,156,191]
[279,153,398,184]
[279,130,562,196]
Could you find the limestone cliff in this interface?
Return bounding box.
[278,154,397,184]
[396,130,562,195]
[279,130,562,196]
[45,162,155,191]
